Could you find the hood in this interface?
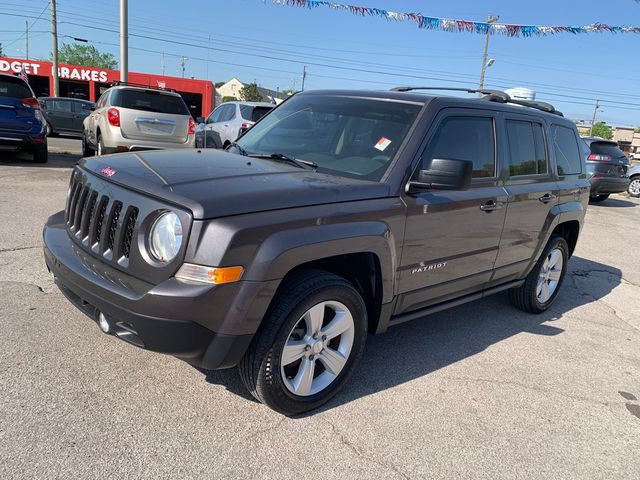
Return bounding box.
[78,149,391,219]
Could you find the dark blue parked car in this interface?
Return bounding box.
[0,73,47,163]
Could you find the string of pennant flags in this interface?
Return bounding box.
[267,0,640,37]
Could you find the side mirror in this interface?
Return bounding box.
[407,158,473,193]
[89,105,95,111]
[196,116,205,124]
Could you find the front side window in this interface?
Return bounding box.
[235,95,422,181]
[421,116,495,178]
[506,120,548,176]
[53,100,72,113]
[552,125,583,175]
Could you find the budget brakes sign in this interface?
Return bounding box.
[0,59,109,83]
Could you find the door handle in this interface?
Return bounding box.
[538,193,557,203]
[480,200,504,212]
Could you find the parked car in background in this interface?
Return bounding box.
[581,136,630,203]
[39,97,94,137]
[627,163,640,197]
[82,83,196,156]
[0,73,47,163]
[196,101,274,148]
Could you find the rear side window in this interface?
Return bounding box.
[112,89,190,115]
[240,105,273,122]
[552,125,583,175]
[0,76,32,99]
[506,120,548,176]
[423,116,495,178]
[589,142,625,159]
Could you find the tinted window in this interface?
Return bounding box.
[207,106,223,123]
[506,120,548,176]
[53,100,72,112]
[552,125,583,175]
[236,94,421,181]
[240,105,273,122]
[219,104,236,122]
[422,116,495,178]
[0,76,32,99]
[112,89,190,115]
[589,142,626,159]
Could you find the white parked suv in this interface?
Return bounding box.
[82,83,196,156]
[196,101,274,149]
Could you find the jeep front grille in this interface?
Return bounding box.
[65,175,139,263]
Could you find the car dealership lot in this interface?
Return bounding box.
[1,154,639,479]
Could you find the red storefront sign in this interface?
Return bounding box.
[0,57,215,117]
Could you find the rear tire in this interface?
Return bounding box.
[97,134,105,156]
[45,122,54,137]
[81,133,94,157]
[589,194,609,203]
[628,177,640,198]
[32,144,48,163]
[509,235,569,314]
[239,270,367,415]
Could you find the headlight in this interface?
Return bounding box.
[149,212,183,263]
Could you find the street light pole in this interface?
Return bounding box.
[478,15,499,92]
[120,0,128,82]
[50,0,59,97]
[589,100,600,136]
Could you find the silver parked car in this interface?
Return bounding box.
[196,101,274,149]
[82,84,196,156]
[628,163,640,197]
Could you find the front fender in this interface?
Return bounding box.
[244,221,397,303]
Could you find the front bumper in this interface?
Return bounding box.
[589,176,630,195]
[43,211,266,370]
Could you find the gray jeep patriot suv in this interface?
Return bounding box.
[43,87,589,415]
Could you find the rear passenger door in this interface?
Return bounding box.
[397,110,508,314]
[50,99,75,132]
[551,124,589,208]
[492,115,559,285]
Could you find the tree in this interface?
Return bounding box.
[590,122,613,140]
[239,83,262,102]
[222,96,237,103]
[282,88,295,96]
[635,127,640,133]
[215,81,226,88]
[56,44,117,69]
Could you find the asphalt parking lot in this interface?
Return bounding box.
[1,147,639,479]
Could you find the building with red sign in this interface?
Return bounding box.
[0,57,215,118]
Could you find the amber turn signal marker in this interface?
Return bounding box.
[175,264,244,284]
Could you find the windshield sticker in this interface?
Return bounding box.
[375,137,392,151]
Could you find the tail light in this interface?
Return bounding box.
[188,116,196,135]
[107,108,120,127]
[21,97,40,109]
[241,122,255,129]
[588,154,612,162]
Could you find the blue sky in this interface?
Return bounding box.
[2,0,640,126]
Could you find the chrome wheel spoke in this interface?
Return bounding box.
[292,357,315,396]
[319,347,347,376]
[541,281,551,303]
[321,311,353,341]
[304,303,325,335]
[547,269,562,282]
[282,340,307,366]
[548,250,561,269]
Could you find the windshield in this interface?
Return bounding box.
[235,94,422,181]
[112,89,190,115]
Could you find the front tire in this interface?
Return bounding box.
[32,144,48,163]
[509,235,569,314]
[239,270,367,415]
[97,134,105,156]
[589,194,609,203]
[628,177,640,198]
[81,133,93,157]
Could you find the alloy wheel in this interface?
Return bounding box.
[537,248,564,304]
[280,300,355,397]
[629,178,640,196]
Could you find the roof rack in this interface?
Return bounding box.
[390,86,563,117]
[110,81,176,93]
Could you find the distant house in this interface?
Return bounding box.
[215,77,287,106]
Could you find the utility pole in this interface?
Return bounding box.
[589,100,600,136]
[120,0,128,82]
[179,57,187,78]
[50,0,59,97]
[25,21,29,60]
[478,15,499,92]
[301,65,307,91]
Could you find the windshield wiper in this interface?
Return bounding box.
[248,152,317,170]
[228,142,248,156]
